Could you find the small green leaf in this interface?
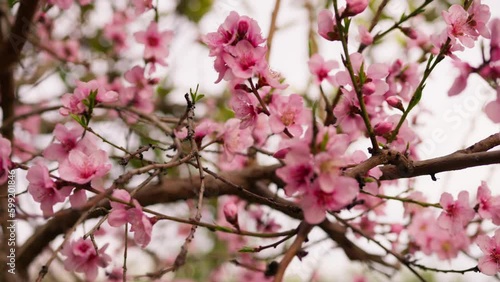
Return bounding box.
[70,114,85,127]
[238,246,256,253]
[195,94,205,102]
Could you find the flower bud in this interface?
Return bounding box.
[223,202,239,230]
[344,0,368,17]
[400,27,418,40]
[374,121,393,136]
[385,96,404,112]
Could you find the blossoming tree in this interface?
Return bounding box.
[0,0,499,281]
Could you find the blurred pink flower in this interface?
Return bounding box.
[134,21,173,61]
[308,54,338,85]
[27,164,72,217]
[61,238,111,281]
[0,136,12,185]
[437,191,475,233]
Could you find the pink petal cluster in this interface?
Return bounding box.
[202,11,267,83]
[58,148,111,185]
[60,80,118,116]
[119,66,156,119]
[408,212,470,259]
[103,11,132,54]
[27,164,72,217]
[134,21,173,68]
[0,136,12,185]
[318,10,340,41]
[132,0,153,15]
[221,119,254,162]
[476,229,500,275]
[308,54,338,85]
[229,88,259,129]
[437,191,475,233]
[43,123,97,162]
[476,181,500,225]
[336,52,389,96]
[276,126,359,224]
[343,0,368,17]
[385,59,419,101]
[61,238,111,281]
[448,60,472,96]
[442,0,491,48]
[108,190,154,248]
[269,94,311,137]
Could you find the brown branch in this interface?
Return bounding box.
[17,164,392,278]
[273,221,313,282]
[381,149,500,180]
[0,0,40,73]
[266,0,282,62]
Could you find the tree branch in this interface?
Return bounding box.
[0,0,40,73]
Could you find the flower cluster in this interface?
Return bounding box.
[27,123,111,216]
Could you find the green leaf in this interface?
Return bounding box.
[238,246,256,253]
[176,0,214,23]
[70,114,85,127]
[195,94,205,102]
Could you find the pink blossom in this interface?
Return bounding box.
[485,99,500,123]
[251,114,271,146]
[0,136,12,185]
[344,0,368,17]
[61,238,111,281]
[48,0,72,9]
[308,54,338,85]
[223,40,267,79]
[333,92,365,138]
[58,148,111,184]
[132,0,153,15]
[108,190,154,248]
[318,10,339,41]
[104,22,128,53]
[15,105,41,135]
[221,119,254,162]
[194,119,220,146]
[269,94,310,137]
[476,229,500,275]
[442,1,490,48]
[27,164,72,217]
[229,89,258,129]
[300,177,358,224]
[430,230,469,260]
[336,53,389,96]
[276,144,314,196]
[476,181,500,225]
[60,80,118,116]
[448,60,472,96]
[52,39,80,63]
[43,123,96,162]
[403,191,427,217]
[358,25,373,45]
[120,66,155,118]
[437,191,475,233]
[202,11,266,83]
[134,21,173,61]
[490,19,500,61]
[385,60,419,101]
